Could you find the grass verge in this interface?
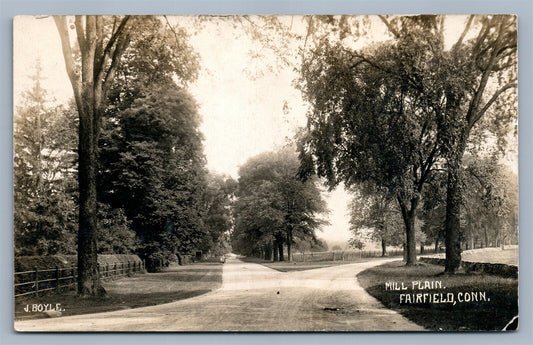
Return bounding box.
[242,256,394,272]
[15,263,223,320]
[357,260,518,331]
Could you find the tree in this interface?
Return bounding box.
[425,15,517,272]
[100,84,207,268]
[349,186,404,257]
[297,25,442,265]
[232,148,328,261]
[14,64,78,255]
[461,156,518,249]
[199,174,237,256]
[54,15,200,293]
[53,15,136,295]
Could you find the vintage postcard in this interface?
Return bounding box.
[13,15,518,332]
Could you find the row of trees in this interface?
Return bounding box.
[14,16,234,296]
[297,15,517,272]
[230,148,328,261]
[349,157,518,257]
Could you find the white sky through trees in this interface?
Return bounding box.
[13,15,517,246]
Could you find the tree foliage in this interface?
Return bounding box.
[99,84,207,264]
[199,174,237,256]
[14,65,78,256]
[231,148,328,261]
[53,15,202,287]
[297,15,517,269]
[297,21,442,265]
[461,156,518,248]
[349,186,404,256]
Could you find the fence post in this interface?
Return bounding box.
[114,263,117,278]
[34,267,39,297]
[71,265,75,287]
[55,266,60,290]
[105,263,109,278]
[128,261,131,274]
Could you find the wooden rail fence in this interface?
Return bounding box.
[291,248,441,262]
[14,260,146,298]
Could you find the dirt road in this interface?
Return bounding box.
[14,256,425,331]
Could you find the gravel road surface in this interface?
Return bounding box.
[15,256,425,332]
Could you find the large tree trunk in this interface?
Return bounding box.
[381,239,387,257]
[444,159,462,273]
[398,199,418,266]
[273,241,279,261]
[77,112,101,295]
[404,213,417,265]
[278,241,284,262]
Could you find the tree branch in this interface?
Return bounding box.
[95,16,131,88]
[378,15,400,38]
[473,82,517,124]
[164,15,183,48]
[74,16,86,53]
[53,16,82,106]
[93,16,104,82]
[103,32,131,96]
[467,21,505,124]
[452,15,474,52]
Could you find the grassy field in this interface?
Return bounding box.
[15,262,223,320]
[422,246,518,266]
[243,256,387,272]
[357,260,518,331]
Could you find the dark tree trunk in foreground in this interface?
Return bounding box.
[444,159,462,273]
[444,136,467,273]
[381,239,387,257]
[273,242,279,261]
[77,106,101,295]
[278,242,284,261]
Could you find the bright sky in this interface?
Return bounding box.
[14,15,513,246]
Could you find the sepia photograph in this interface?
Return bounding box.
[12,14,518,332]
